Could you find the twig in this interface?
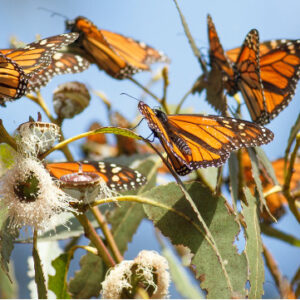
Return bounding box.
[76,213,116,267]
[91,207,123,263]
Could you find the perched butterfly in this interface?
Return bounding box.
[138,101,274,175]
[226,39,300,124]
[208,15,267,124]
[65,16,169,79]
[0,33,79,104]
[46,161,147,192]
[241,152,300,222]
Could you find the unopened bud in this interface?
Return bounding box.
[53,81,90,119]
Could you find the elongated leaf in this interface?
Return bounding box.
[197,166,218,192]
[0,261,18,298]
[255,147,278,185]
[0,218,19,282]
[107,157,158,254]
[285,112,300,160]
[247,149,265,204]
[33,242,48,299]
[48,253,72,299]
[228,153,239,212]
[142,182,248,298]
[68,252,107,298]
[160,241,204,298]
[243,187,264,298]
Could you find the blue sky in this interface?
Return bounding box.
[1,0,300,298]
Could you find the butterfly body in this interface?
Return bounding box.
[66,16,168,79]
[139,101,274,175]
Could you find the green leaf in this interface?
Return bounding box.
[228,153,239,212]
[68,252,107,298]
[32,241,48,298]
[285,112,300,160]
[142,182,248,298]
[248,148,275,221]
[0,144,15,170]
[197,166,218,191]
[255,147,278,185]
[242,187,265,298]
[0,218,19,282]
[48,253,72,299]
[0,261,18,298]
[160,241,204,298]
[107,156,158,254]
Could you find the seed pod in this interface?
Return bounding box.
[53,81,90,119]
[17,120,60,156]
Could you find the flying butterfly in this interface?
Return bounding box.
[65,16,169,79]
[208,15,267,124]
[138,101,274,176]
[226,39,300,124]
[46,161,147,193]
[0,32,79,104]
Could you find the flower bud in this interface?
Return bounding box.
[101,250,170,299]
[17,121,60,156]
[53,81,90,119]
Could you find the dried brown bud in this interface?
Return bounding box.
[53,81,90,119]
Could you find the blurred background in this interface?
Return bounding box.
[0,0,299,298]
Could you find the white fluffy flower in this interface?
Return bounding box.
[101,250,170,299]
[0,156,76,232]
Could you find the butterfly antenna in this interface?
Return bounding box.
[38,7,68,20]
[120,93,140,103]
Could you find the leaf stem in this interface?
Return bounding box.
[76,213,116,267]
[32,228,48,299]
[90,207,123,263]
[174,87,194,114]
[260,223,300,247]
[283,133,300,222]
[0,120,17,151]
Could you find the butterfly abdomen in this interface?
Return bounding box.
[170,134,192,155]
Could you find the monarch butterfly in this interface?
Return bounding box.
[241,152,300,222]
[208,15,300,124]
[46,161,147,192]
[226,39,300,124]
[0,33,79,104]
[138,101,274,175]
[208,15,267,124]
[65,16,169,79]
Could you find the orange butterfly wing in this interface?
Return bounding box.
[2,33,79,76]
[27,53,90,93]
[234,29,268,124]
[207,14,235,93]
[66,16,168,79]
[139,101,274,175]
[0,33,79,103]
[227,39,300,124]
[0,53,27,103]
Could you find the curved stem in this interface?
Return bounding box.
[175,87,194,114]
[91,207,123,263]
[76,213,116,267]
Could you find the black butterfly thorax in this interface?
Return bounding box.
[153,109,192,155]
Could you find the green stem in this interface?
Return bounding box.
[175,87,194,114]
[0,120,17,151]
[91,207,123,263]
[283,134,300,222]
[261,223,300,247]
[32,228,48,299]
[76,213,116,267]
